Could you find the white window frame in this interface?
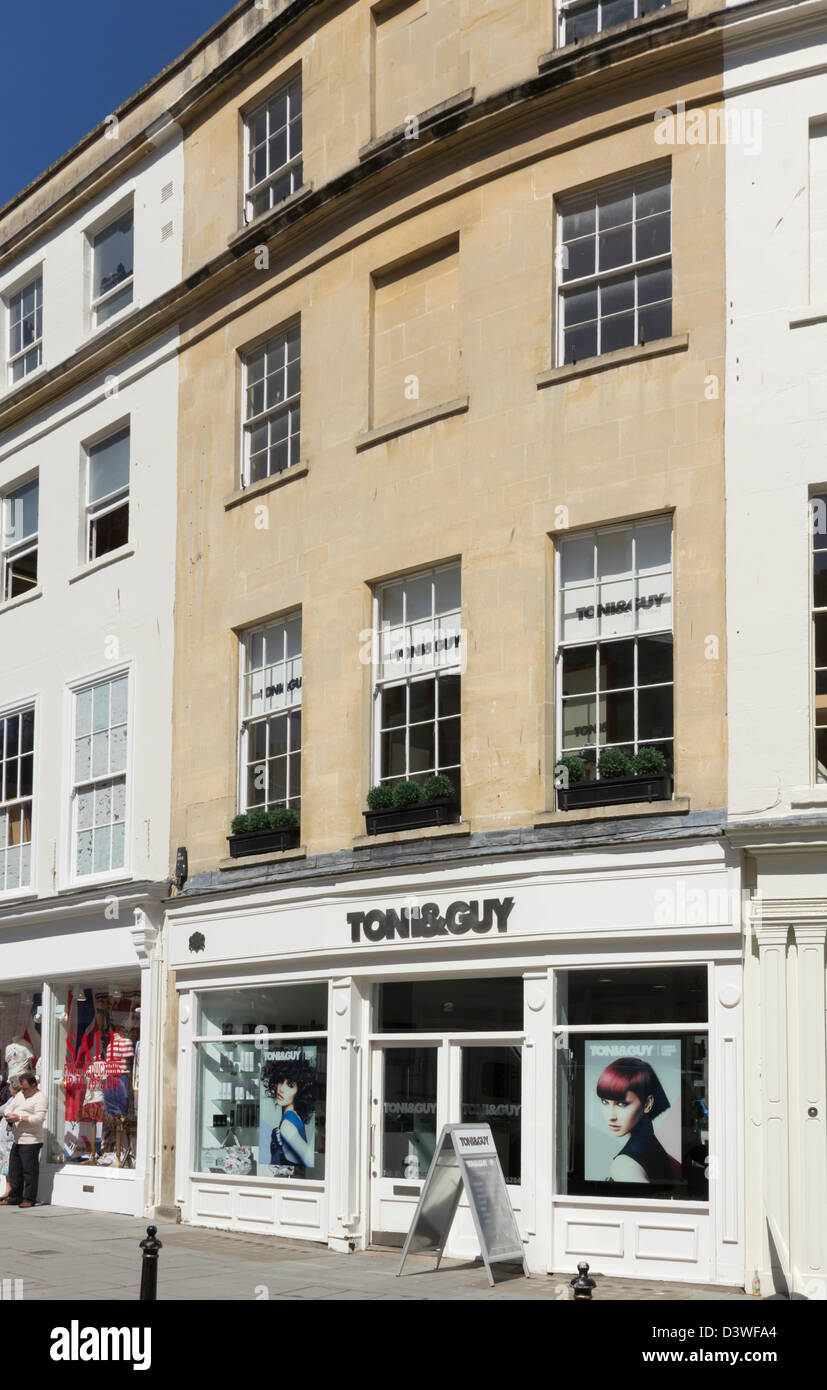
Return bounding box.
[557,0,671,45]
[556,167,671,367]
[89,209,134,330]
[1,476,39,603]
[85,427,130,562]
[555,518,674,777]
[0,701,35,896]
[238,615,302,815]
[371,562,462,795]
[812,494,827,781]
[6,273,43,387]
[68,668,131,885]
[243,75,303,224]
[241,324,301,487]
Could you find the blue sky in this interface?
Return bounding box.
[0,0,235,209]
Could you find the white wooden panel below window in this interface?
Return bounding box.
[280,1194,322,1229]
[636,1222,698,1262]
[564,1218,624,1258]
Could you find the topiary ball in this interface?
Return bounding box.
[230,814,251,835]
[631,746,667,775]
[268,807,299,830]
[597,747,633,779]
[422,773,456,803]
[366,784,395,811]
[392,779,422,809]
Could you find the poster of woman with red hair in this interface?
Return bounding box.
[585,1040,682,1184]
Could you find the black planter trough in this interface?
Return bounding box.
[557,773,672,812]
[227,827,300,858]
[363,800,460,836]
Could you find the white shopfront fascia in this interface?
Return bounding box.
[168,836,745,1286]
[0,890,163,1217]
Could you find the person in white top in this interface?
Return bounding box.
[1,1072,47,1207]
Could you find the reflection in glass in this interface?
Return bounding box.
[461,1047,521,1184]
[382,1048,437,1181]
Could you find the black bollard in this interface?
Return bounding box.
[139,1224,163,1301]
[570,1261,596,1300]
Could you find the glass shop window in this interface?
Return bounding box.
[194,984,327,1182]
[48,981,141,1168]
[554,967,709,1201]
[376,977,523,1032]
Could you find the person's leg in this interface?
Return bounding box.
[5,1144,23,1203]
[20,1145,41,1204]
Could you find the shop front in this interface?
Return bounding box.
[0,891,163,1216]
[168,835,744,1286]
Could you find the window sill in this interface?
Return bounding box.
[57,871,134,895]
[229,183,315,252]
[224,464,308,511]
[537,334,688,388]
[356,397,469,452]
[538,3,687,68]
[3,365,47,399]
[217,846,307,870]
[788,787,827,808]
[535,797,690,826]
[0,889,37,907]
[353,820,471,849]
[359,89,476,161]
[79,303,141,348]
[0,585,42,615]
[68,544,134,584]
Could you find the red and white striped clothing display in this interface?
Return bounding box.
[105,1032,134,1078]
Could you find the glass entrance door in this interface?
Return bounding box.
[369,1040,524,1247]
[370,1044,442,1245]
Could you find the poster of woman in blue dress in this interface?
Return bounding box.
[259,1047,317,1178]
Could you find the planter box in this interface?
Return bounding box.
[363,800,460,836]
[227,827,300,858]
[557,773,672,812]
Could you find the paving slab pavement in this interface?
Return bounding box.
[0,1204,755,1301]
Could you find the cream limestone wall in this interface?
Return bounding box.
[372,236,461,426]
[181,0,723,276]
[173,32,727,873]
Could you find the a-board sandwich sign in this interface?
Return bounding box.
[397,1123,529,1287]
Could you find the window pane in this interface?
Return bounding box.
[598,190,633,230]
[638,265,671,307]
[599,641,634,690]
[110,677,128,726]
[562,646,596,696]
[598,225,633,271]
[601,0,635,26]
[636,212,670,260]
[461,1046,522,1185]
[603,690,634,744]
[598,528,633,579]
[560,534,594,587]
[638,634,673,686]
[562,206,595,242]
[92,683,110,733]
[409,679,435,725]
[814,613,827,668]
[4,480,38,544]
[600,276,634,317]
[564,285,598,327]
[563,322,597,364]
[563,697,598,748]
[94,215,134,300]
[601,311,635,353]
[638,684,673,739]
[638,300,671,344]
[814,552,827,609]
[409,720,435,774]
[405,574,432,624]
[381,728,407,778]
[381,686,406,729]
[381,1047,437,1181]
[559,965,708,1026]
[200,982,328,1036]
[89,429,130,502]
[438,673,461,717]
[437,715,460,769]
[378,978,523,1031]
[636,179,670,217]
[563,237,596,282]
[90,502,129,559]
[96,284,133,324]
[434,565,460,616]
[636,519,671,573]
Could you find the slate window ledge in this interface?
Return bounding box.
[224,464,308,510]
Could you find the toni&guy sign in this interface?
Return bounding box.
[347,897,515,944]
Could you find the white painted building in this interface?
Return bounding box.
[725,0,827,1300]
[0,117,182,1215]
